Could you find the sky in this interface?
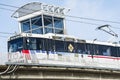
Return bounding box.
[0,0,120,64]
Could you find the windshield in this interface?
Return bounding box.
[8,38,23,52]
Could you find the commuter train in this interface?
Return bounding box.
[7,33,120,70]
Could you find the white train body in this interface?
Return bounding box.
[7,33,120,70]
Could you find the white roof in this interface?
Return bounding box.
[9,33,120,47]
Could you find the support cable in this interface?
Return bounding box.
[0,65,11,75]
[7,65,18,74]
[0,65,18,75]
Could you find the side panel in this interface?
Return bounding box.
[7,37,120,70]
[8,50,120,70]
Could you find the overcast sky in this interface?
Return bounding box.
[0,0,120,64]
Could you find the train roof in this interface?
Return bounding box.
[8,33,120,47]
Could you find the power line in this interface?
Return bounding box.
[0,3,37,13]
[0,3,19,8]
[66,19,101,26]
[110,26,120,29]
[0,3,120,30]
[66,19,120,30]
[0,7,15,12]
[0,7,35,18]
[0,36,8,38]
[1,3,120,25]
[0,32,14,35]
[1,3,120,24]
[1,6,120,30]
[0,6,103,26]
[66,15,120,24]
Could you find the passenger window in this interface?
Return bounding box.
[54,17,63,29]
[21,19,30,33]
[102,47,111,56]
[26,38,37,50]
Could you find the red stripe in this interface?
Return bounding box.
[22,50,29,54]
[22,50,31,60]
[88,55,120,60]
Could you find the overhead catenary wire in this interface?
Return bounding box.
[0,3,38,12]
[110,26,120,29]
[0,32,14,35]
[0,7,15,12]
[0,36,9,38]
[0,3,120,25]
[66,15,120,24]
[0,6,104,27]
[1,5,120,30]
[0,3,19,8]
[0,32,15,38]
[1,6,120,32]
[0,3,120,31]
[66,19,120,30]
[66,19,101,26]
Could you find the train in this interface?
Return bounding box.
[7,33,120,70]
[6,2,120,70]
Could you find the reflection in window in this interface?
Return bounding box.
[45,28,53,34]
[21,20,30,32]
[103,47,111,56]
[55,29,63,34]
[54,17,63,29]
[36,38,45,50]
[55,40,64,52]
[77,43,85,54]
[20,15,65,34]
[44,16,53,27]
[26,38,37,50]
[32,28,43,34]
[8,38,23,52]
[31,16,42,29]
[118,48,120,57]
[9,44,17,52]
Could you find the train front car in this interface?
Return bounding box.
[7,33,81,67]
[8,33,48,64]
[7,33,120,70]
[7,33,77,66]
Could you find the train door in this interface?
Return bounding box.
[117,47,120,68]
[44,39,55,60]
[84,43,99,67]
[111,47,120,69]
[36,38,47,60]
